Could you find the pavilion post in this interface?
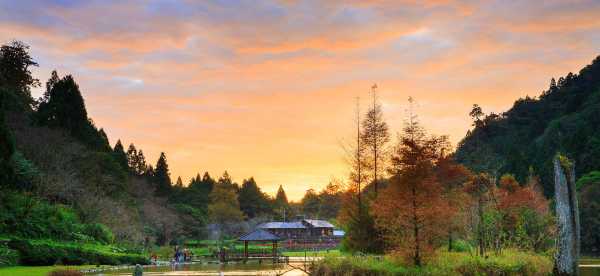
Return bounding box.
[244,241,248,260]
[272,241,277,263]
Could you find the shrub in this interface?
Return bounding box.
[0,245,19,266]
[83,223,114,245]
[8,239,148,266]
[451,239,472,253]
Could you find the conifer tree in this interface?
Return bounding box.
[154,152,172,196]
[112,140,128,170]
[274,185,291,220]
[127,144,138,173]
[238,177,271,218]
[0,41,39,110]
[135,149,147,175]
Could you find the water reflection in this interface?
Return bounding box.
[85,262,309,276]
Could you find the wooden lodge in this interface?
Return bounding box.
[258,219,336,240]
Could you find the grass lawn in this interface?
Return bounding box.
[283,249,343,257]
[0,265,106,276]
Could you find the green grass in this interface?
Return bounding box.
[0,265,103,276]
[283,249,343,257]
[311,249,553,276]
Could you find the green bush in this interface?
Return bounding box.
[451,239,472,253]
[83,223,114,245]
[8,239,148,266]
[0,245,19,267]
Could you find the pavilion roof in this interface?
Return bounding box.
[238,228,281,241]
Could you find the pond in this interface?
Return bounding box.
[580,258,600,276]
[85,263,309,276]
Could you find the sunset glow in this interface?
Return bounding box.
[3,0,600,199]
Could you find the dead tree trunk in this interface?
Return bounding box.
[553,156,580,276]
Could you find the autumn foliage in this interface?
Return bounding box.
[372,117,456,265]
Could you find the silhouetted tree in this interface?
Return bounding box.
[36,72,109,151]
[154,152,172,196]
[301,189,320,218]
[238,177,271,219]
[0,41,39,111]
[274,185,291,220]
[112,140,128,170]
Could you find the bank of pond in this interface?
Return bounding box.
[2,238,600,276]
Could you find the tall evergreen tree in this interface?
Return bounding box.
[217,171,238,191]
[175,176,183,188]
[112,140,128,170]
[274,185,291,221]
[135,149,147,175]
[36,72,109,151]
[154,152,172,196]
[0,41,39,111]
[126,144,137,171]
[238,177,271,219]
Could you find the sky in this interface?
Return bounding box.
[2,0,600,200]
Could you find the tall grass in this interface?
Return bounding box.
[311,249,553,276]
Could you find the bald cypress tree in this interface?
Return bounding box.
[154,152,172,196]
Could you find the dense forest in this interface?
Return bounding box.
[455,55,600,255]
[0,41,342,266]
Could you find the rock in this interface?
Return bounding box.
[133,264,143,276]
[553,155,580,276]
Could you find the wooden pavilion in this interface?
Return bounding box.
[237,228,283,263]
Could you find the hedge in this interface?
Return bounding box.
[0,245,19,267]
[8,239,148,266]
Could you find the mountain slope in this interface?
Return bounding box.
[455,55,600,196]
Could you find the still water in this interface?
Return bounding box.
[84,260,600,276]
[85,263,309,276]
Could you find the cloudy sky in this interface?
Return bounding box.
[2,0,600,199]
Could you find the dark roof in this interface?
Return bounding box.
[238,229,281,241]
[258,222,306,229]
[303,219,335,228]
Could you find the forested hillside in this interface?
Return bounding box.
[455,55,600,255]
[456,55,600,195]
[0,40,343,264]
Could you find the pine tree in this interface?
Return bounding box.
[112,140,128,170]
[175,176,183,188]
[274,185,290,221]
[238,177,271,218]
[154,152,172,196]
[135,149,147,176]
[126,144,138,173]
